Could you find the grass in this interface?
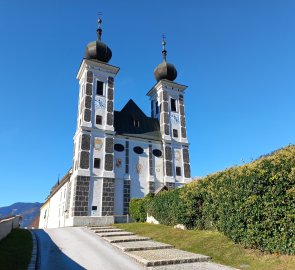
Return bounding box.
[0,229,33,270]
[115,223,295,270]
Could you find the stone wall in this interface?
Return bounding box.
[166,182,176,190]
[149,181,155,194]
[102,178,115,216]
[123,180,130,215]
[72,176,90,216]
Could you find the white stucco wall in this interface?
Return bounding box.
[88,178,103,216]
[39,182,68,229]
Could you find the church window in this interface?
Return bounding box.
[133,146,144,154]
[96,81,104,96]
[94,158,101,169]
[134,119,140,127]
[92,206,97,210]
[156,101,159,114]
[171,98,177,112]
[152,149,162,157]
[114,143,124,152]
[173,129,178,138]
[176,166,181,176]
[96,115,102,125]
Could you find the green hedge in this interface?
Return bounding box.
[129,193,154,222]
[130,145,295,254]
[197,145,295,254]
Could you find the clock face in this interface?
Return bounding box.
[95,97,105,109]
[171,114,179,124]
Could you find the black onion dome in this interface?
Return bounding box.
[153,39,177,82]
[154,61,177,82]
[85,40,112,63]
[84,18,112,63]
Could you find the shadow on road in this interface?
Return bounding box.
[34,229,85,270]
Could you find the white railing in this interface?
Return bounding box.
[0,215,21,241]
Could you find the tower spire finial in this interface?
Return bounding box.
[97,16,102,41]
[162,34,167,62]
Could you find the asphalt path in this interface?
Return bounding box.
[34,227,145,270]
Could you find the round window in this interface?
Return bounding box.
[114,143,125,152]
[133,146,144,154]
[152,149,162,157]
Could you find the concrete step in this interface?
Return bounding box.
[96,231,134,237]
[125,249,211,267]
[147,262,239,270]
[113,240,173,252]
[94,228,124,233]
[104,235,151,243]
[88,226,114,230]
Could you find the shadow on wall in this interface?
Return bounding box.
[34,229,85,270]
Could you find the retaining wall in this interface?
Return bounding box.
[0,216,21,241]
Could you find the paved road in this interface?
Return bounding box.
[34,227,145,270]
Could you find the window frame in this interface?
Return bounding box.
[176,166,181,176]
[96,80,104,96]
[96,115,102,125]
[173,129,178,138]
[94,158,101,169]
[134,119,140,128]
[170,98,177,112]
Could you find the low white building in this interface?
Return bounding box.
[39,19,192,228]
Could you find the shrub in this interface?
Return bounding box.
[197,145,295,254]
[129,198,146,222]
[129,193,154,222]
[147,188,182,226]
[141,145,295,254]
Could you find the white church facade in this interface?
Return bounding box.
[39,19,191,228]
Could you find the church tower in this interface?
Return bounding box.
[147,38,191,188]
[39,20,193,229]
[69,19,120,221]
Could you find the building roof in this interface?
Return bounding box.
[42,169,72,207]
[114,99,161,141]
[154,38,177,82]
[84,18,112,63]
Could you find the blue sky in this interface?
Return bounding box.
[1,0,295,206]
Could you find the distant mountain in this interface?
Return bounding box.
[0,202,42,228]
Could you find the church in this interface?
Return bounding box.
[39,19,191,228]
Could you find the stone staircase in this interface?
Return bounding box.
[88,226,239,270]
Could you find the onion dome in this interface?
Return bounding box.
[84,18,112,63]
[154,37,177,82]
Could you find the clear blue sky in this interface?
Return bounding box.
[1,0,295,206]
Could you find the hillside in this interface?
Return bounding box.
[0,202,42,228]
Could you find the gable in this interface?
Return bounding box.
[114,99,161,141]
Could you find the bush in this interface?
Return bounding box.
[129,199,146,222]
[147,188,182,226]
[129,193,154,222]
[142,145,295,254]
[197,145,295,254]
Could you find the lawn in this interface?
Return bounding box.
[115,223,295,270]
[0,229,33,270]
